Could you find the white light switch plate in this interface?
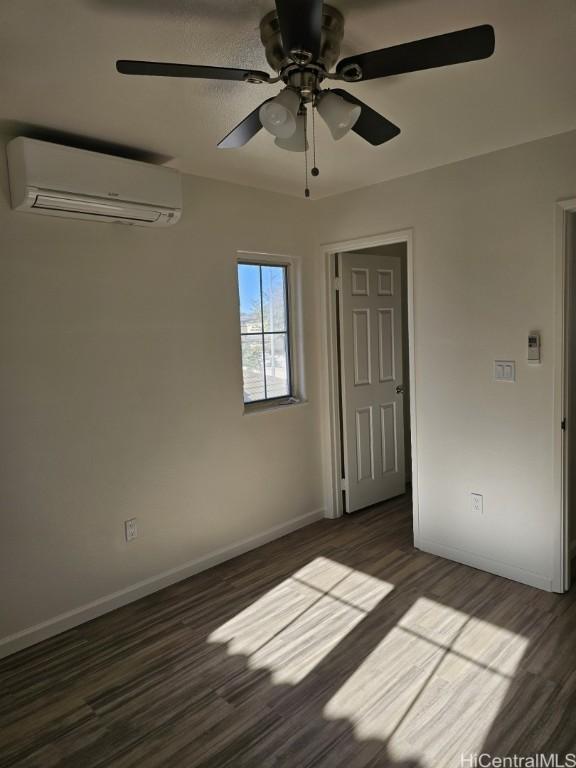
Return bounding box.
[494,360,516,382]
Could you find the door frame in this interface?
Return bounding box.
[319,229,420,544]
[554,198,576,592]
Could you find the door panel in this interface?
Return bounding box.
[377,308,395,381]
[353,309,371,385]
[340,252,406,512]
[356,406,375,481]
[380,402,398,474]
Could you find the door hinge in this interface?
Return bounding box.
[334,277,341,291]
[341,477,348,492]
[562,418,567,432]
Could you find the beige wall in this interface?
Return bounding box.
[2,129,575,653]
[314,130,576,589]
[0,140,323,644]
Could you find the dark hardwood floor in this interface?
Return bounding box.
[1,494,575,767]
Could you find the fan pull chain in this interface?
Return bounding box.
[304,106,310,199]
[311,101,319,178]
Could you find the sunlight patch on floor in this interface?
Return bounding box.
[323,596,529,767]
[208,557,394,684]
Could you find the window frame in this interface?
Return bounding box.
[237,251,303,413]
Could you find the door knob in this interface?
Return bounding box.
[396,384,405,394]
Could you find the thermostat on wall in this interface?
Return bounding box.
[528,332,541,364]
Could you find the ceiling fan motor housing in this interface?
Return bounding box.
[260,4,344,80]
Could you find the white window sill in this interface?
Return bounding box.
[243,397,308,416]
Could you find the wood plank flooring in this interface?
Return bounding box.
[1,494,576,767]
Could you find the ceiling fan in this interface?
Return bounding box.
[116,1,495,181]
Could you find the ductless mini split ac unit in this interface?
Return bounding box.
[7,137,182,227]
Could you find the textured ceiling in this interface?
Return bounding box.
[1,0,575,198]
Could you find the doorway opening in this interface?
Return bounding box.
[321,230,419,542]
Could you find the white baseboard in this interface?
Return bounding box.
[0,508,325,660]
[418,538,553,592]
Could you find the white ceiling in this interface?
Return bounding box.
[1,0,575,198]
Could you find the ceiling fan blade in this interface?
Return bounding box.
[217,99,274,149]
[336,25,495,82]
[274,0,323,62]
[116,60,271,83]
[331,89,400,146]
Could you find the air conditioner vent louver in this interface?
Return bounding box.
[32,194,162,223]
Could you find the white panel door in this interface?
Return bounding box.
[339,252,406,512]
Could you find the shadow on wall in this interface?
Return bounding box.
[0,121,173,168]
[0,495,574,766]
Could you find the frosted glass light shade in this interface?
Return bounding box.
[274,114,308,152]
[317,91,361,140]
[259,89,300,139]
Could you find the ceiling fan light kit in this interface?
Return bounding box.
[116,1,495,195]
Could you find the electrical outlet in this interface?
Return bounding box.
[124,518,138,542]
[471,493,483,515]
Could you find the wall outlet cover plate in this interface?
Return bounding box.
[124,518,138,542]
[471,493,483,515]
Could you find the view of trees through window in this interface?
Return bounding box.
[238,263,291,403]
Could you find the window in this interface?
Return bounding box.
[238,261,292,404]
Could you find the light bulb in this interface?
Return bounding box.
[259,89,300,139]
[317,91,361,140]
